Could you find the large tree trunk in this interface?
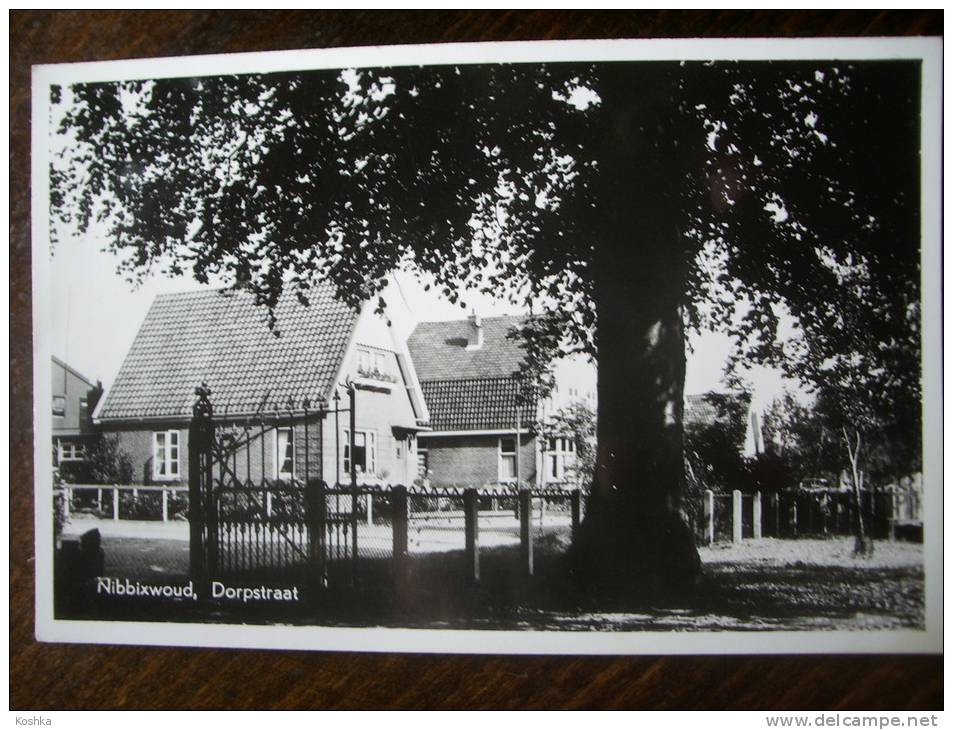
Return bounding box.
[568,67,701,603]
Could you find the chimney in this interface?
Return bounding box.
[466,310,484,350]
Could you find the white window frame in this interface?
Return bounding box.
[498,436,518,483]
[52,395,66,417]
[57,438,86,462]
[546,436,577,483]
[416,445,429,480]
[343,429,376,475]
[273,426,295,480]
[153,430,180,481]
[356,347,371,373]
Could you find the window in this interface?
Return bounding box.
[57,439,86,462]
[356,347,391,381]
[499,437,517,482]
[546,436,577,482]
[52,395,66,417]
[274,427,295,479]
[343,430,375,475]
[153,430,180,480]
[78,397,88,423]
[357,348,371,373]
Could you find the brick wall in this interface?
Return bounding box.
[420,433,536,488]
[105,424,190,486]
[104,420,310,486]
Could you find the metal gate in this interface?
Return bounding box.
[187,384,361,597]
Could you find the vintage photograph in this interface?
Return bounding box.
[33,37,941,651]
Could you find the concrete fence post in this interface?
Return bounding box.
[162,489,169,523]
[519,488,534,577]
[63,488,72,519]
[463,488,480,583]
[112,487,120,521]
[703,489,715,545]
[570,489,581,542]
[391,486,408,591]
[366,493,374,526]
[889,490,899,541]
[732,489,743,543]
[753,491,762,539]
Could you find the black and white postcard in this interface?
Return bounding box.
[32,36,942,654]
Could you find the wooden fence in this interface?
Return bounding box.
[55,482,580,587]
[57,484,189,523]
[697,488,922,545]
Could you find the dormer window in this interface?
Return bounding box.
[356,347,396,383]
[357,348,371,373]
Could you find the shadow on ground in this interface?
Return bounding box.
[54,534,924,631]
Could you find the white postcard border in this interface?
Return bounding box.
[31,35,943,655]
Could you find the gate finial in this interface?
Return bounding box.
[193,382,213,419]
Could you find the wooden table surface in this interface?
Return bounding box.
[10,10,942,710]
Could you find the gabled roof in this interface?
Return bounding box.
[407,315,528,382]
[420,378,536,432]
[408,315,535,431]
[52,355,95,388]
[96,285,358,421]
[684,391,751,428]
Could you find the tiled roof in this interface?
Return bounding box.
[420,378,537,432]
[407,315,528,382]
[97,286,358,421]
[409,315,535,431]
[684,392,749,427]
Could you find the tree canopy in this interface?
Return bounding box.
[52,61,920,386]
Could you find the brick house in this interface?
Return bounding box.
[93,284,430,487]
[407,314,597,489]
[51,356,102,478]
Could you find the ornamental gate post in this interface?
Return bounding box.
[306,478,327,593]
[188,383,214,599]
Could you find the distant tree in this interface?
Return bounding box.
[759,392,838,489]
[50,59,922,597]
[761,384,920,555]
[536,401,597,493]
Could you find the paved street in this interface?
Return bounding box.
[61,516,190,580]
[100,537,191,580]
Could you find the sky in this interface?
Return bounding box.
[48,227,797,414]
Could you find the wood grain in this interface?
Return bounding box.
[10,9,942,710]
